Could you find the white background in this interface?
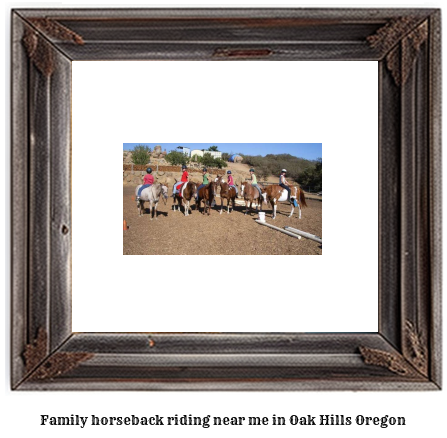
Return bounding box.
[72,60,378,332]
[2,1,445,438]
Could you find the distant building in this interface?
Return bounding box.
[203,150,222,159]
[176,146,191,156]
[178,147,223,160]
[190,149,204,158]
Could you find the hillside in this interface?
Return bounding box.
[123,151,321,192]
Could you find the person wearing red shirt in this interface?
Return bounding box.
[136,167,154,200]
[172,164,189,197]
[227,170,238,195]
[143,171,154,185]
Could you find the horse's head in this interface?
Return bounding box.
[161,184,169,200]
[211,181,217,197]
[190,182,198,199]
[241,182,246,196]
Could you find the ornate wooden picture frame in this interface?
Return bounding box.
[11,8,441,390]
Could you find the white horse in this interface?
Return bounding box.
[135,183,168,219]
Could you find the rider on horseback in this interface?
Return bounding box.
[196,168,210,199]
[248,168,262,200]
[227,170,238,195]
[279,169,292,202]
[172,164,189,197]
[136,167,154,202]
[279,169,293,204]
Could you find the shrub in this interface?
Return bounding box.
[241,153,316,182]
[214,158,227,169]
[201,152,215,168]
[132,145,151,165]
[297,158,322,191]
[201,153,227,169]
[165,150,190,166]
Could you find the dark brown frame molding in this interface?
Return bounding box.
[11,8,442,390]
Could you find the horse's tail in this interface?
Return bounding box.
[299,188,307,207]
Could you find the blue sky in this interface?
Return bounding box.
[123,143,322,161]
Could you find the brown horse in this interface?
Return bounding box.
[196,181,217,215]
[263,184,307,219]
[240,181,264,215]
[173,181,198,216]
[215,176,237,214]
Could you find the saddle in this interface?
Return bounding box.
[175,182,186,197]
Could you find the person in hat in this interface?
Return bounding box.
[279,169,292,203]
[172,164,189,197]
[136,167,154,201]
[196,167,210,198]
[226,170,238,195]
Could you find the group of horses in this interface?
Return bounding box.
[135,177,307,220]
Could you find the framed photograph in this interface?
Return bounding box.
[121,142,323,256]
[11,8,441,390]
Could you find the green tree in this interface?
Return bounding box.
[214,158,227,169]
[201,152,216,167]
[297,158,322,191]
[165,150,190,166]
[132,145,151,165]
[200,153,227,169]
[208,146,219,151]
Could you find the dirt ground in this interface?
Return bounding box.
[123,185,322,255]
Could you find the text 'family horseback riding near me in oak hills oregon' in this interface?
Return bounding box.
[123,143,323,255]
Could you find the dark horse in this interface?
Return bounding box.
[173,181,198,216]
[196,181,217,215]
[215,175,237,214]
